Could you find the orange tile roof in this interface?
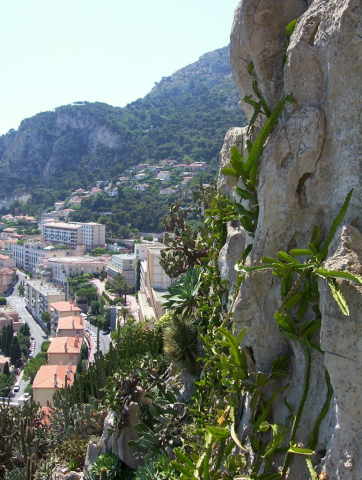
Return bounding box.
[33,365,75,389]
[47,336,83,354]
[49,301,81,313]
[57,315,85,331]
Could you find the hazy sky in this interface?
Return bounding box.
[0,0,239,135]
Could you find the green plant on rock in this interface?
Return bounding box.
[135,453,179,480]
[88,453,125,480]
[130,387,186,462]
[162,268,203,316]
[55,438,89,471]
[163,315,200,376]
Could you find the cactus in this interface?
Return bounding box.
[100,466,108,480]
[20,418,37,465]
[64,374,69,432]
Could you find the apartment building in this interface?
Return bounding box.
[106,253,136,286]
[32,364,75,406]
[39,255,105,287]
[24,278,65,321]
[47,336,82,366]
[41,222,105,251]
[57,315,85,338]
[49,300,81,332]
[0,267,15,295]
[13,241,75,272]
[0,254,16,269]
[138,245,172,322]
[0,306,22,332]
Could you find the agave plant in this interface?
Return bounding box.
[163,315,200,376]
[162,267,203,316]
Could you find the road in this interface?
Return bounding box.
[86,321,111,356]
[7,272,48,400]
[6,272,111,398]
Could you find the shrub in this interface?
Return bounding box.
[135,453,179,480]
[0,297,6,306]
[88,453,132,480]
[163,315,200,376]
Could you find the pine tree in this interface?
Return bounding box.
[3,361,9,376]
[10,337,21,365]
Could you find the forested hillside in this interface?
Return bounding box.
[0,46,246,213]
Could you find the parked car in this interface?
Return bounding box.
[14,383,20,392]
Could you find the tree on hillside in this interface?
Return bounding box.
[41,312,51,331]
[113,274,129,304]
[0,298,6,306]
[18,323,30,337]
[10,337,21,365]
[3,362,9,376]
[24,354,47,383]
[1,325,13,356]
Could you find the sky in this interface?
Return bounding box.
[0,0,239,136]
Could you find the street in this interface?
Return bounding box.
[6,272,48,400]
[4,271,112,400]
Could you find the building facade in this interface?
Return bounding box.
[32,364,75,406]
[24,279,65,321]
[41,222,105,251]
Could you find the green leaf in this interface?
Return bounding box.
[171,461,193,476]
[288,445,314,455]
[289,249,312,257]
[299,319,321,337]
[252,80,271,117]
[314,267,362,285]
[230,406,246,450]
[285,291,302,310]
[247,61,254,75]
[274,312,296,335]
[258,420,270,432]
[174,448,195,468]
[285,19,298,38]
[236,263,272,273]
[311,225,321,248]
[264,423,284,458]
[317,189,353,261]
[245,95,294,188]
[235,186,252,199]
[219,327,247,371]
[277,251,301,265]
[206,426,231,441]
[256,371,266,387]
[306,457,318,480]
[328,279,349,315]
[240,215,255,232]
[221,167,238,178]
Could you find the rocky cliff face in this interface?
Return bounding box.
[218,1,362,478]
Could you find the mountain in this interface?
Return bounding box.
[0,46,245,208]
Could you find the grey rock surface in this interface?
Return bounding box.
[219,0,362,478]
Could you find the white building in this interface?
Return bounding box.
[156,171,171,182]
[38,256,106,287]
[24,278,65,323]
[106,254,136,286]
[13,242,75,273]
[134,183,149,192]
[108,188,118,197]
[138,245,172,322]
[41,222,105,251]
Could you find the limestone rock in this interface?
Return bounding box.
[230,0,307,120]
[218,0,362,478]
[101,405,141,470]
[320,226,362,479]
[83,440,102,477]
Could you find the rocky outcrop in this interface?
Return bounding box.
[219,0,362,478]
